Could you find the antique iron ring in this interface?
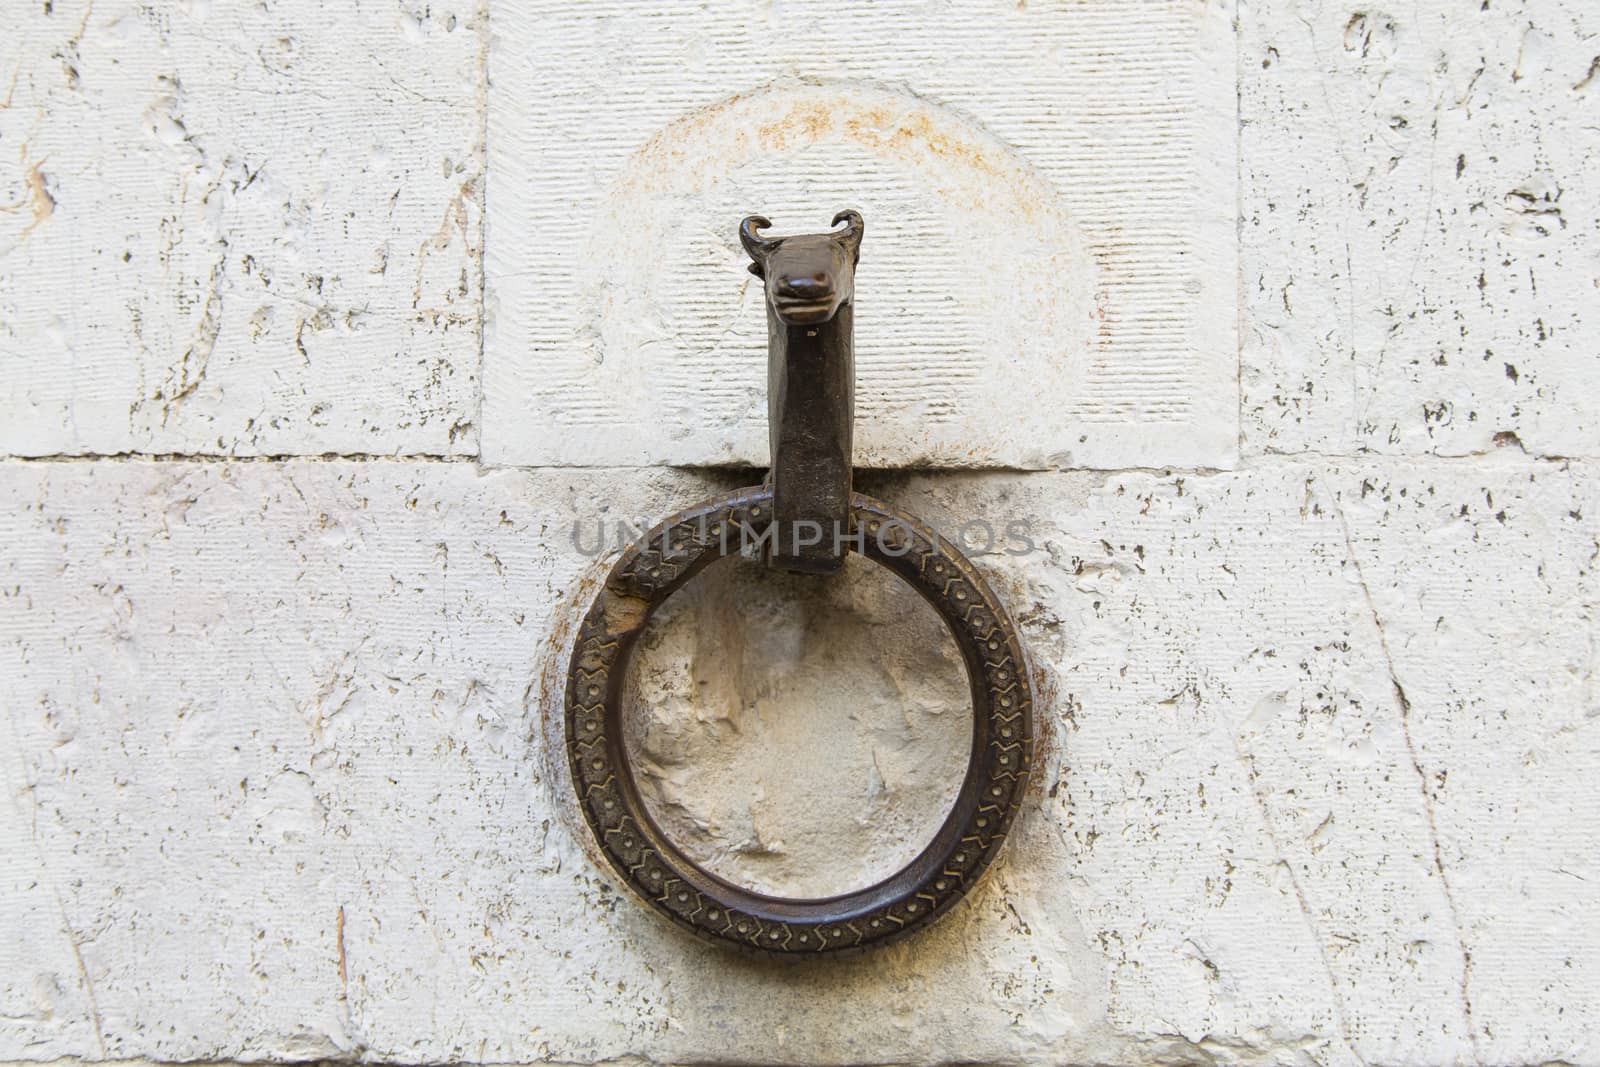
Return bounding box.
[564,212,1034,954]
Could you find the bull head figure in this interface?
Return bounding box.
[738,210,864,574]
[740,210,864,326]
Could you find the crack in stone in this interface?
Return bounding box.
[1333,492,1483,1064]
[1224,725,1367,1067]
[6,714,107,1057]
[0,453,1593,476]
[61,921,107,1060]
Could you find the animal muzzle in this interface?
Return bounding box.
[771,274,843,324]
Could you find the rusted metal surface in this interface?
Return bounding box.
[563,213,1034,954]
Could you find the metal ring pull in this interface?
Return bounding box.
[564,213,1034,953]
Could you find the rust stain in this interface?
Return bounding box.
[421,175,481,259]
[413,174,480,322]
[69,0,95,53]
[756,98,833,150]
[335,904,349,991]
[599,588,648,636]
[532,550,619,879]
[22,159,53,233]
[1,148,56,235]
[1025,657,1060,805]
[614,83,1061,230]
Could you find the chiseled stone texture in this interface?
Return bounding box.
[2,458,1596,1066]
[3,0,1600,1064]
[0,1,483,458]
[1242,0,1600,458]
[484,0,1238,471]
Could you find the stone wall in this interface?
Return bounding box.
[2,2,1596,1065]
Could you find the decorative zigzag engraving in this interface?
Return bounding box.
[563,487,1035,954]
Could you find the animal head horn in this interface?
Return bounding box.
[740,215,774,275]
[831,210,864,262]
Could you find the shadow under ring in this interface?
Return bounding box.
[564,485,1034,954]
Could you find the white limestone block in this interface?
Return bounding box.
[484,0,1239,470]
[2,457,1594,1065]
[0,1,482,457]
[1242,0,1600,459]
[4,0,1600,1063]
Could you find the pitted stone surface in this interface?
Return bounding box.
[622,553,968,900]
[2,460,1597,1064]
[1242,0,1600,459]
[2,0,1600,1063]
[0,0,483,457]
